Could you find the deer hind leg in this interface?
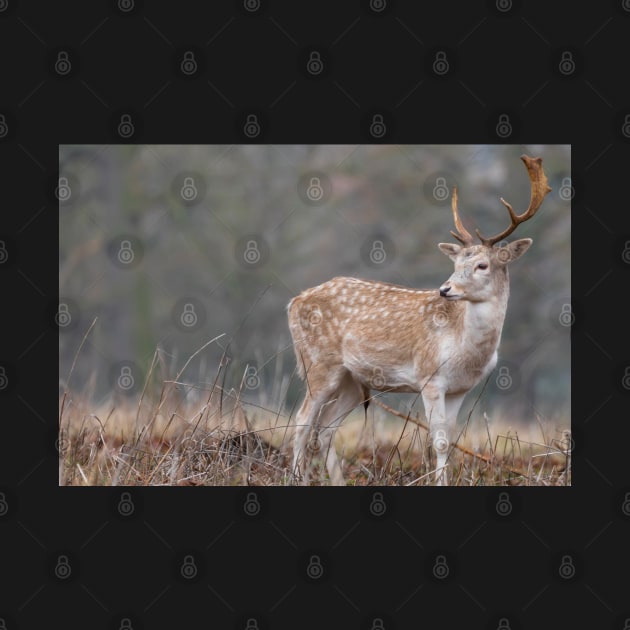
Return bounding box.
[292,368,348,485]
[292,395,314,483]
[317,375,366,486]
[293,370,365,486]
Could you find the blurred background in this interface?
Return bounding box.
[59,144,570,425]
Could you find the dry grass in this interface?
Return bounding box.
[59,324,570,486]
[59,372,571,487]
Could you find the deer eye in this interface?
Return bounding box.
[476,262,488,270]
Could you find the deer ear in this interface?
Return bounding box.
[499,238,532,264]
[438,243,461,260]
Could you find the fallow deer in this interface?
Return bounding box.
[288,155,551,485]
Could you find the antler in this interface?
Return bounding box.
[476,154,551,247]
[449,187,475,246]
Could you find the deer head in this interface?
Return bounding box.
[437,155,551,303]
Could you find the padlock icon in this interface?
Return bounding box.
[623,367,630,390]
[243,491,261,516]
[558,176,573,201]
[56,430,69,455]
[55,51,72,75]
[243,240,261,264]
[0,367,8,391]
[180,555,197,579]
[433,51,449,75]
[371,619,385,630]
[495,0,512,12]
[370,114,386,138]
[0,241,7,264]
[118,0,135,12]
[432,308,448,328]
[180,176,198,201]
[369,0,387,12]
[432,176,449,201]
[496,242,511,263]
[306,554,323,579]
[306,176,324,202]
[495,114,512,138]
[244,366,260,390]
[558,303,574,327]
[118,491,135,516]
[243,0,261,12]
[0,114,8,138]
[119,619,133,630]
[559,430,573,453]
[306,51,323,75]
[56,176,72,201]
[622,492,630,516]
[558,51,575,76]
[496,366,512,390]
[118,366,135,390]
[118,114,134,138]
[0,492,8,516]
[56,303,72,327]
[307,428,321,453]
[497,618,511,630]
[369,240,386,264]
[180,303,198,327]
[180,50,197,75]
[244,114,260,138]
[55,554,72,579]
[622,241,630,264]
[308,306,323,326]
[371,367,386,389]
[622,114,630,139]
[558,554,575,579]
[369,491,386,516]
[245,619,259,630]
[432,555,449,579]
[433,429,448,453]
[496,491,512,516]
[117,240,135,264]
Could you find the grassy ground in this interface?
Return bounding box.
[58,375,571,487]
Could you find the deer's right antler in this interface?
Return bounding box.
[449,186,475,246]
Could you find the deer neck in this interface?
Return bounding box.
[461,269,510,350]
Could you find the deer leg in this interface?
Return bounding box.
[292,396,313,483]
[302,373,365,486]
[444,392,466,482]
[292,370,347,485]
[421,384,450,486]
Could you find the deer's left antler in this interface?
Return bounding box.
[477,155,552,247]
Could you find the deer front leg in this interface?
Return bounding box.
[421,384,449,486]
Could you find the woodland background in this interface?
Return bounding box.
[59,144,570,425]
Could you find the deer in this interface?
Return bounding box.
[287,155,551,486]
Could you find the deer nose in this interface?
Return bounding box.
[439,285,450,297]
